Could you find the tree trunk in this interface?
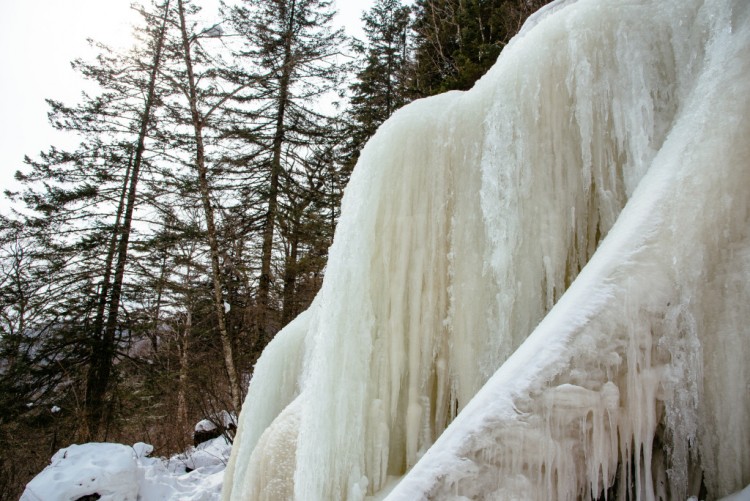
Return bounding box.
[281,218,299,326]
[80,149,131,440]
[257,0,298,345]
[177,0,243,413]
[150,249,168,354]
[176,308,191,442]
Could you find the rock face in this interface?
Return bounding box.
[222,0,750,499]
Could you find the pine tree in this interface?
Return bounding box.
[125,206,217,450]
[278,139,336,324]
[0,219,55,423]
[345,0,413,168]
[4,0,174,440]
[412,0,552,95]
[84,0,173,440]
[222,0,347,347]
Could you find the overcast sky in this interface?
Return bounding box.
[0,0,371,211]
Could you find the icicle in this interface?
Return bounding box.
[223,0,750,499]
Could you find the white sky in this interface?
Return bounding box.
[0,0,371,211]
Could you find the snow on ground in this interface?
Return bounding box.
[20,436,231,501]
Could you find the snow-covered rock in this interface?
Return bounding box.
[194,410,237,446]
[21,443,139,501]
[21,436,231,501]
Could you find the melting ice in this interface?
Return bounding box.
[223,0,750,499]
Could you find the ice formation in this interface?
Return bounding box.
[223,0,750,499]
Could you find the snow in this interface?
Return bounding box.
[22,443,139,501]
[21,437,231,501]
[195,410,236,433]
[177,434,233,473]
[223,0,750,499]
[196,418,218,433]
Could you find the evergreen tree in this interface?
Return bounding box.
[222,0,347,347]
[84,0,173,440]
[412,0,551,95]
[345,0,413,168]
[0,219,55,423]
[4,0,174,440]
[124,206,220,451]
[278,138,338,325]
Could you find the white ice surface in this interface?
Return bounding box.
[719,484,750,501]
[222,0,750,499]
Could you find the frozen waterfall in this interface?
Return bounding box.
[222,0,750,499]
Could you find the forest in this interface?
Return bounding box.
[0,0,550,497]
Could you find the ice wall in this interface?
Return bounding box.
[223,0,750,499]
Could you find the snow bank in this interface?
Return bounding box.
[22,443,139,501]
[223,0,750,499]
[21,437,231,501]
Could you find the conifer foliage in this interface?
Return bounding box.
[345,0,412,167]
[411,0,552,95]
[222,0,347,347]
